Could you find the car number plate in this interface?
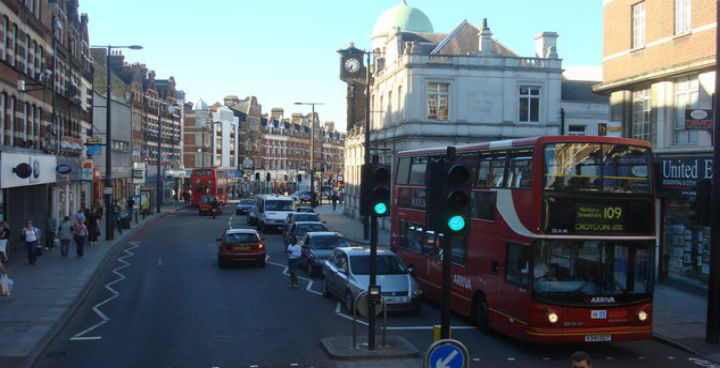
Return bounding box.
[584,334,612,342]
[384,296,408,304]
[233,246,249,251]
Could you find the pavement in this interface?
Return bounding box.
[0,202,186,368]
[1,201,719,368]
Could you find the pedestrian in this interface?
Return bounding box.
[72,218,88,258]
[44,211,58,250]
[86,209,100,246]
[331,190,338,211]
[74,209,85,226]
[570,351,592,368]
[57,216,73,257]
[21,220,40,264]
[0,221,9,264]
[112,200,122,234]
[286,235,301,288]
[126,196,135,223]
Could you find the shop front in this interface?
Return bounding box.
[655,154,712,289]
[0,152,57,256]
[53,157,93,220]
[93,167,133,210]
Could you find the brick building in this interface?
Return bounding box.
[594,0,716,288]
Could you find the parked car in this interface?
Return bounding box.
[217,228,266,268]
[283,221,328,245]
[292,190,313,203]
[282,212,322,235]
[198,196,221,216]
[295,205,316,213]
[247,205,259,226]
[236,198,256,215]
[322,247,422,313]
[298,231,354,276]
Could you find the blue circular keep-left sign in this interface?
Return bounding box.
[428,343,465,368]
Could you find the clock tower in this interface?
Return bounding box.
[337,42,368,132]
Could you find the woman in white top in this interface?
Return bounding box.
[286,235,301,288]
[22,220,40,265]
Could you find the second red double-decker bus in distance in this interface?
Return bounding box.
[391,136,655,343]
[191,168,232,206]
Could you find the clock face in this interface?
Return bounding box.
[344,58,361,74]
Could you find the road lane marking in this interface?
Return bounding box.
[70,242,140,341]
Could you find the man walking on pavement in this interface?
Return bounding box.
[126,196,135,224]
[112,200,122,235]
[44,211,58,250]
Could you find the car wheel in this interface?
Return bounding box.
[344,291,354,314]
[321,278,331,297]
[258,259,266,268]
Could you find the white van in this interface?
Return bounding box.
[255,195,295,233]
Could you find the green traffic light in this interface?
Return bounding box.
[448,215,466,231]
[373,202,388,215]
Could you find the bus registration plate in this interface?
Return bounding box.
[584,334,612,342]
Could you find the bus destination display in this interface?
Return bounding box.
[543,197,652,234]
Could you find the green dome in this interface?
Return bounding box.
[372,1,433,37]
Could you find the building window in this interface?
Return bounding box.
[632,89,652,142]
[632,2,646,49]
[568,124,586,136]
[23,36,29,75]
[9,24,16,66]
[427,82,449,120]
[519,86,540,122]
[674,76,699,144]
[1,16,6,61]
[22,102,28,143]
[8,97,14,146]
[0,94,5,145]
[675,0,691,35]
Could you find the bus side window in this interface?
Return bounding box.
[505,243,531,289]
[476,160,490,187]
[405,224,423,254]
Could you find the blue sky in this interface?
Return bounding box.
[78,0,603,131]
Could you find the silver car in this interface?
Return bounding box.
[321,247,422,313]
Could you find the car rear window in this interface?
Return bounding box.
[225,233,259,244]
[240,199,254,205]
[296,214,320,222]
[312,236,350,249]
[298,224,328,235]
[350,255,407,275]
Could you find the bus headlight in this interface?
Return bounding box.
[547,312,559,324]
[638,310,648,322]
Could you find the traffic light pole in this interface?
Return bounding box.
[441,234,451,339]
[368,214,378,350]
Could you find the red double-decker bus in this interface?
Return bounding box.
[391,136,655,343]
[190,168,234,206]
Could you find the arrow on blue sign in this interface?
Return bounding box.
[429,344,464,368]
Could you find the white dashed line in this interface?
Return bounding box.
[669,356,676,360]
[507,357,516,361]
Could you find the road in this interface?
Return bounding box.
[33,207,708,368]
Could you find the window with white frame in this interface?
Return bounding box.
[675,0,691,34]
[632,2,646,49]
[0,94,5,145]
[427,82,449,120]
[674,76,699,144]
[1,17,6,61]
[632,88,652,142]
[519,86,540,122]
[9,24,15,66]
[22,102,28,143]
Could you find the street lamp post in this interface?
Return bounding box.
[295,102,323,208]
[92,44,142,241]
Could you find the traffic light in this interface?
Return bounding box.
[689,178,711,226]
[360,163,391,217]
[443,158,471,234]
[425,148,471,234]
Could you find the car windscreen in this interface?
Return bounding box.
[297,224,327,235]
[225,233,259,244]
[350,255,408,275]
[295,214,320,222]
[201,197,216,204]
[265,200,294,211]
[311,236,350,249]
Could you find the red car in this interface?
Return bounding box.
[217,229,266,268]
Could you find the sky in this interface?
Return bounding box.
[78,0,603,132]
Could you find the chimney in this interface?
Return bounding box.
[478,18,493,54]
[535,32,559,59]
